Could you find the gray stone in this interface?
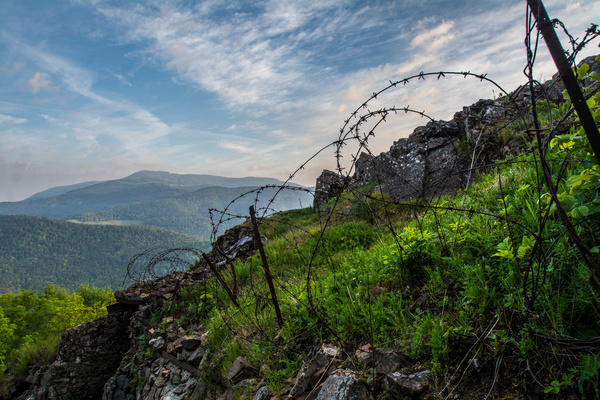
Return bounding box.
[170,370,181,386]
[116,374,128,389]
[384,370,430,398]
[113,389,125,400]
[227,357,257,384]
[180,335,203,351]
[253,386,271,400]
[149,336,166,350]
[315,375,368,400]
[184,347,205,366]
[289,350,332,398]
[313,169,347,209]
[356,345,409,375]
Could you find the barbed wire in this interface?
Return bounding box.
[123,247,204,287]
[122,13,599,394]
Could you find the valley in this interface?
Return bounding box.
[0,171,312,293]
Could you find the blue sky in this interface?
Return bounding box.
[1,0,598,201]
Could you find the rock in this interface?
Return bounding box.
[253,386,271,400]
[356,345,409,375]
[201,332,210,346]
[315,375,368,400]
[313,169,347,209]
[20,312,132,400]
[185,346,205,366]
[116,374,128,389]
[383,370,430,399]
[113,389,125,400]
[166,339,182,353]
[228,357,258,384]
[149,336,166,350]
[289,350,332,398]
[322,343,341,358]
[180,335,202,351]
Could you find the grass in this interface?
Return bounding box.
[84,60,600,398]
[162,104,600,397]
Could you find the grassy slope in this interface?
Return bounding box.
[156,74,600,397]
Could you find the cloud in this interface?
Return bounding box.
[565,2,582,12]
[20,43,99,101]
[0,114,28,125]
[98,2,368,113]
[395,55,437,75]
[411,21,455,50]
[115,73,132,86]
[99,3,299,110]
[218,142,253,154]
[28,72,55,93]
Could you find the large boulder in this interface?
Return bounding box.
[315,374,368,400]
[313,170,347,209]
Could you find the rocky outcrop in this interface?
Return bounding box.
[312,98,519,209]
[352,98,525,203]
[312,55,600,209]
[21,313,132,400]
[313,170,347,210]
[21,310,433,400]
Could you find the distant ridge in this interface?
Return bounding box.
[0,171,302,219]
[25,181,104,201]
[122,170,289,188]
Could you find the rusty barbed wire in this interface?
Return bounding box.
[121,16,599,390]
[123,247,205,287]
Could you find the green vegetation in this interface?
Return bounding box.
[73,185,313,238]
[0,284,114,396]
[152,61,600,398]
[0,215,210,292]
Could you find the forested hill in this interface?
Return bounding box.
[0,215,209,293]
[74,185,314,238]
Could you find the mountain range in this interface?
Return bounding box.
[0,171,313,292]
[0,170,301,219]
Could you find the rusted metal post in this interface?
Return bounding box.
[526,0,600,164]
[249,205,284,328]
[202,252,239,307]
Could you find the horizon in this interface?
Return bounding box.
[19,169,312,203]
[1,0,599,201]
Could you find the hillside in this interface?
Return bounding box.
[73,185,314,238]
[0,171,300,219]
[5,55,600,400]
[0,215,209,293]
[25,181,104,201]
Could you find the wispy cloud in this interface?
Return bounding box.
[411,20,455,50]
[6,40,178,167]
[0,113,27,125]
[20,42,100,102]
[98,1,376,113]
[218,142,253,154]
[115,73,132,86]
[28,71,56,93]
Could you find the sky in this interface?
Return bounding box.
[1,0,599,202]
